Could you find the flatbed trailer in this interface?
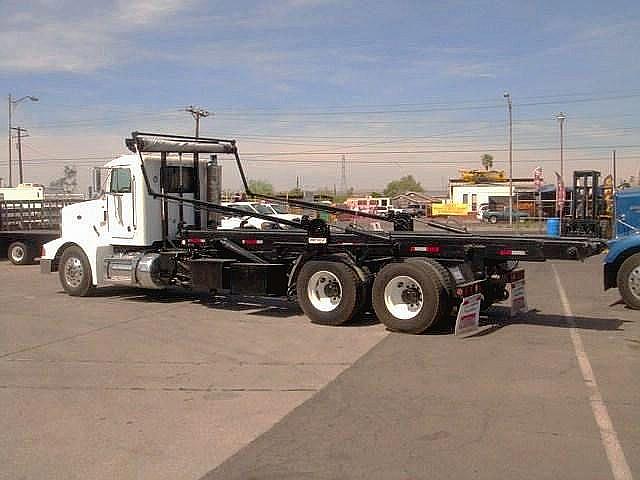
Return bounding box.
[0,198,77,265]
[40,133,607,334]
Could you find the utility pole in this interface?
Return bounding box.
[503,92,513,227]
[612,149,617,189]
[11,127,27,184]
[7,94,38,187]
[556,112,567,222]
[184,105,210,228]
[7,95,12,187]
[556,112,567,180]
[185,105,210,138]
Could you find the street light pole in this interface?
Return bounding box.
[7,94,38,187]
[8,95,12,187]
[556,112,566,180]
[556,112,567,222]
[504,92,513,227]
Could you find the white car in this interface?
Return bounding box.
[218,201,301,230]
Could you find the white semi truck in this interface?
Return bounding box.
[41,132,606,334]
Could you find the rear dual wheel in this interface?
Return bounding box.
[372,260,450,334]
[296,260,366,326]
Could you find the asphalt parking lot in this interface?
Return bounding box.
[1,256,638,480]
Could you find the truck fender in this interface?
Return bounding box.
[41,237,69,264]
[41,238,113,286]
[40,239,82,276]
[603,234,640,289]
[287,253,370,295]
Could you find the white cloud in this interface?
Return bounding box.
[444,62,497,79]
[0,0,194,73]
[116,0,189,25]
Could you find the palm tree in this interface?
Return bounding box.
[481,154,494,171]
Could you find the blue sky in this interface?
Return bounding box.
[1,0,639,191]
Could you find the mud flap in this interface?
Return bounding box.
[454,293,482,336]
[506,269,527,317]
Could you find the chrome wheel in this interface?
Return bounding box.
[63,256,84,289]
[629,265,640,300]
[10,245,25,263]
[383,275,423,320]
[307,270,342,312]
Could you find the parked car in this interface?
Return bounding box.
[405,204,426,217]
[476,203,490,221]
[218,201,302,230]
[482,208,530,224]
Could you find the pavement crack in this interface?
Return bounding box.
[0,303,190,360]
[3,358,352,367]
[0,384,319,393]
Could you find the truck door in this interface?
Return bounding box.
[616,190,640,237]
[107,167,135,239]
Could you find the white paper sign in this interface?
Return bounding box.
[454,293,482,336]
[509,279,527,317]
[308,237,327,244]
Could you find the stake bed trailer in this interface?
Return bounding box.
[41,133,607,334]
[1,198,79,265]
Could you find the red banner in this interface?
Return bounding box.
[555,172,565,214]
[533,167,544,191]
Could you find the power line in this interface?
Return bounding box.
[240,144,640,156]
[5,153,638,168]
[210,93,640,117]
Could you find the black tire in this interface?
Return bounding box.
[488,215,498,224]
[617,253,640,310]
[372,261,447,334]
[405,258,455,322]
[296,260,364,325]
[8,241,32,265]
[58,246,94,297]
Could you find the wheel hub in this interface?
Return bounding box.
[324,282,340,298]
[12,246,24,262]
[629,266,640,298]
[401,287,420,305]
[307,270,343,312]
[384,275,424,320]
[64,257,84,288]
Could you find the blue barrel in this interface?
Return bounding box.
[546,217,560,236]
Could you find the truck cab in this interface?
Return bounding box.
[603,188,640,309]
[41,151,209,293]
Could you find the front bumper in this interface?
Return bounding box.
[603,263,616,290]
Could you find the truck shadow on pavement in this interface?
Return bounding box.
[67,287,381,324]
[59,290,626,333]
[463,306,629,338]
